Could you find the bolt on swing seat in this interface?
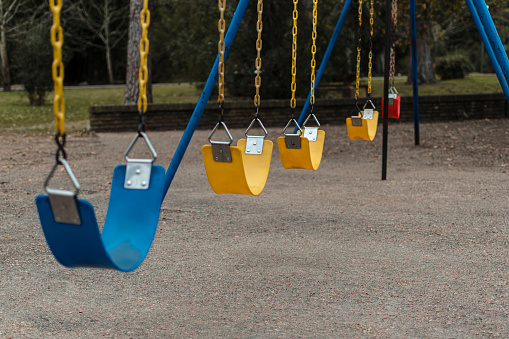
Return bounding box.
[36,133,166,272]
[202,118,273,196]
[277,114,325,170]
[346,101,379,141]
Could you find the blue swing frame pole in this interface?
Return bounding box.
[468,0,509,103]
[162,0,251,197]
[410,0,420,146]
[472,0,509,84]
[296,0,353,128]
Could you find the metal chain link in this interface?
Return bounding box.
[367,0,374,96]
[218,0,226,109]
[310,0,318,106]
[355,0,363,100]
[389,0,398,88]
[50,0,65,136]
[290,0,298,110]
[253,0,263,108]
[138,0,150,114]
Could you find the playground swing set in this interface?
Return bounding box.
[35,0,509,272]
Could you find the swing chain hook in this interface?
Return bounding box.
[351,99,362,116]
[218,101,225,122]
[54,131,67,164]
[138,109,146,135]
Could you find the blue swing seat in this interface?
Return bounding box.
[35,164,165,272]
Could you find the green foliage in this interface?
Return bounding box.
[151,0,358,100]
[435,53,473,80]
[13,22,54,106]
[152,1,218,83]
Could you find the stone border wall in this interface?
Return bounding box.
[90,93,508,132]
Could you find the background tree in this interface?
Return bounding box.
[0,0,19,91]
[11,8,61,105]
[396,0,504,84]
[72,0,129,84]
[0,0,46,91]
[124,0,152,105]
[152,1,217,83]
[150,0,357,100]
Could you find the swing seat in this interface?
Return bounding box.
[277,130,325,170]
[346,110,379,141]
[35,164,165,272]
[381,95,401,119]
[202,139,273,196]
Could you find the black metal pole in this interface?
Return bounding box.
[410,0,420,146]
[382,0,391,180]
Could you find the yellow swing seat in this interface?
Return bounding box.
[346,106,379,141]
[277,131,325,170]
[277,115,325,171]
[202,120,273,196]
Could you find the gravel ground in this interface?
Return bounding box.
[0,119,508,338]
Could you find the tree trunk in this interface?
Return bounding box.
[407,22,436,85]
[0,16,11,91]
[124,0,152,105]
[105,41,114,84]
[104,0,114,84]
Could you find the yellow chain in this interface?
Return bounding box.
[218,0,226,104]
[310,0,318,106]
[355,0,363,100]
[290,0,298,109]
[253,0,263,108]
[138,0,150,113]
[367,0,374,95]
[50,0,65,136]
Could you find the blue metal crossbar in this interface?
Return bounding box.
[163,0,251,197]
[467,0,509,103]
[472,0,509,85]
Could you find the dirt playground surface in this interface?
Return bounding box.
[0,119,508,337]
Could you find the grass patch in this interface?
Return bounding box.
[317,74,504,99]
[0,75,503,134]
[0,84,202,134]
[373,74,504,97]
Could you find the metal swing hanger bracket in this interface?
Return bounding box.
[124,129,158,190]
[208,119,233,163]
[388,86,398,105]
[283,115,303,149]
[350,101,363,127]
[44,134,82,225]
[244,113,268,155]
[302,111,321,142]
[362,99,376,120]
[45,158,82,226]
